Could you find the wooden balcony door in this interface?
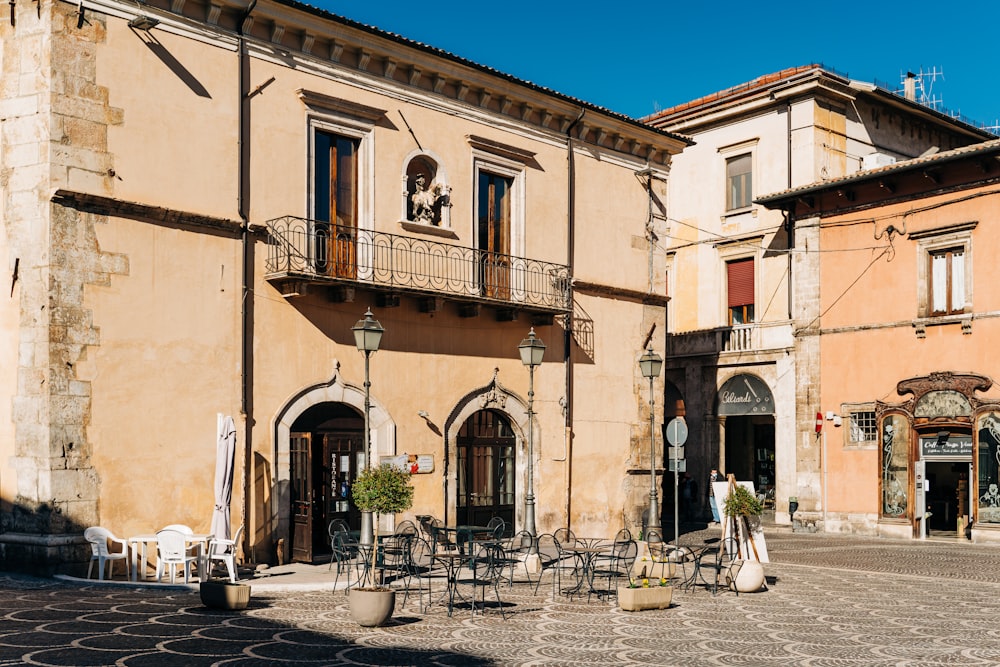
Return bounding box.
[478,171,511,300]
[314,130,358,279]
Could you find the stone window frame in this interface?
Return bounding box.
[300,90,380,279]
[716,238,762,328]
[912,221,976,323]
[469,142,528,299]
[843,402,878,450]
[718,138,758,216]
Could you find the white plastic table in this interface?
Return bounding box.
[128,533,211,582]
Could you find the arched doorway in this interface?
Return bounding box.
[456,409,516,527]
[272,367,395,566]
[289,403,363,563]
[717,373,776,508]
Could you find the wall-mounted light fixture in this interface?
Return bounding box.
[128,15,160,30]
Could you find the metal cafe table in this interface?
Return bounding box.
[431,533,502,616]
[561,538,613,600]
[432,525,492,554]
[430,550,468,616]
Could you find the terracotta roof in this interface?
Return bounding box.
[755,138,1000,206]
[643,65,825,123]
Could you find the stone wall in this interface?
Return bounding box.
[791,216,823,519]
[0,0,124,573]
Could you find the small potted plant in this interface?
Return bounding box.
[348,463,414,627]
[722,484,766,593]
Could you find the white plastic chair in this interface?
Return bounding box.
[206,525,244,582]
[155,528,199,583]
[84,527,130,581]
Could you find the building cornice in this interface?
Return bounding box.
[71,0,691,166]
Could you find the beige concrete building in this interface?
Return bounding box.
[758,140,1000,542]
[0,0,690,572]
[643,66,993,528]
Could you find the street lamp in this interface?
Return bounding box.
[638,346,663,543]
[352,308,384,545]
[518,327,545,549]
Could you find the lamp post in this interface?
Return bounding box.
[352,308,384,546]
[638,346,663,543]
[518,327,545,549]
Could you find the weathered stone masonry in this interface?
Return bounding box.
[1,0,125,572]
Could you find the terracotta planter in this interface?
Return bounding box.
[199,580,251,610]
[617,585,672,612]
[349,588,396,627]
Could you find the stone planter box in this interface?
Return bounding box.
[199,580,251,610]
[618,585,672,612]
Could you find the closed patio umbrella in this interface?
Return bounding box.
[211,414,237,544]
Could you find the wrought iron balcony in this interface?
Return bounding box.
[265,216,572,315]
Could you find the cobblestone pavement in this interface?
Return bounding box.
[3,530,1000,666]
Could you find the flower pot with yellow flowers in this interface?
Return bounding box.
[617,574,673,611]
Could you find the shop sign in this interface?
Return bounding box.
[920,436,973,458]
[717,374,774,416]
[380,453,435,473]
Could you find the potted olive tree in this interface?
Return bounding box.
[349,463,414,626]
[722,484,766,593]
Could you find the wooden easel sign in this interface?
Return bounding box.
[712,476,769,563]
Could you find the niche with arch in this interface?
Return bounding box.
[401,154,452,230]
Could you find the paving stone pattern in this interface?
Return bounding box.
[2,531,1000,666]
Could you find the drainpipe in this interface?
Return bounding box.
[786,101,793,320]
[238,0,257,563]
[563,109,584,531]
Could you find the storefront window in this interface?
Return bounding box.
[880,414,910,518]
[977,413,1000,523]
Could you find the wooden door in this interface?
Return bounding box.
[314,131,358,279]
[290,432,313,563]
[457,410,515,527]
[320,432,364,534]
[478,171,511,300]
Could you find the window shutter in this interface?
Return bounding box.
[727,258,755,307]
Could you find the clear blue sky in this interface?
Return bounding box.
[319,1,999,131]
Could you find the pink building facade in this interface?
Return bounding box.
[760,139,1000,542]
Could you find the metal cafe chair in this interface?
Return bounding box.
[499,530,537,588]
[331,531,363,592]
[455,541,509,619]
[533,532,582,598]
[591,536,637,601]
[688,535,741,595]
[400,536,435,612]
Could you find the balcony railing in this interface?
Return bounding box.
[667,321,794,357]
[265,216,571,313]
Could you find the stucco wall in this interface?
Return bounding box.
[0,0,681,571]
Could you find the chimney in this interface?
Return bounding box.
[904,71,916,101]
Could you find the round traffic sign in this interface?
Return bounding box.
[665,417,688,446]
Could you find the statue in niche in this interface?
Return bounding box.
[410,173,449,225]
